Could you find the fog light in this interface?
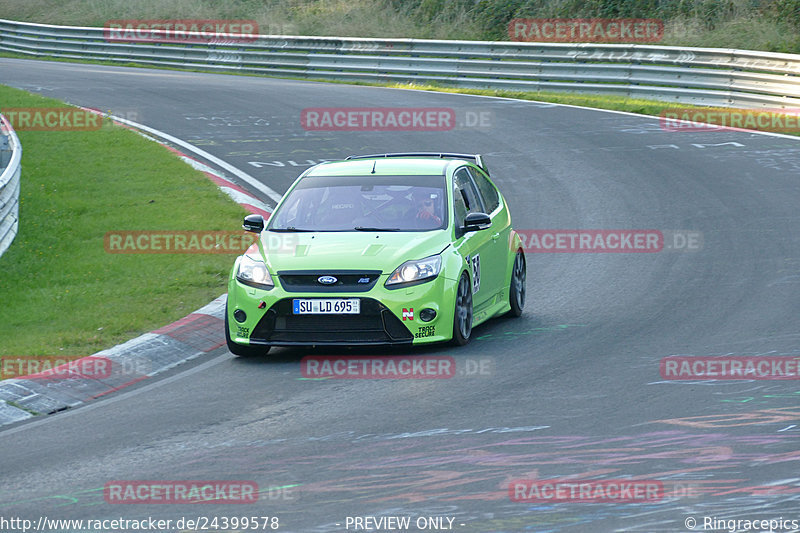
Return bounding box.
[419,308,436,322]
[233,309,247,323]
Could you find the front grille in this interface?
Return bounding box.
[277,270,382,293]
[251,298,414,345]
[277,314,383,332]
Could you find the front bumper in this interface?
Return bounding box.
[227,267,457,347]
[251,297,413,345]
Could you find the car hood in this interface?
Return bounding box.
[254,231,450,273]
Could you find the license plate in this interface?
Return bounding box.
[292,298,360,315]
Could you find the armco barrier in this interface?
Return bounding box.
[0,113,21,259]
[2,18,800,109]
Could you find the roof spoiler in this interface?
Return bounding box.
[345,152,489,175]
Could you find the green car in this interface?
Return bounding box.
[225,153,526,356]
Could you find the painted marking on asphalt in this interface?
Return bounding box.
[96,111,283,203]
[691,142,745,148]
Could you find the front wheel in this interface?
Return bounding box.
[507,250,526,317]
[451,272,473,346]
[225,305,270,357]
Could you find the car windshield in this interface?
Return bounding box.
[268,175,448,232]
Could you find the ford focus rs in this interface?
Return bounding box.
[225,153,526,356]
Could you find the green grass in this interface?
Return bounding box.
[0,84,248,356]
[388,84,676,116]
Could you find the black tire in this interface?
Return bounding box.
[507,250,526,318]
[225,305,270,357]
[451,271,473,346]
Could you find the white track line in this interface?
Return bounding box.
[106,113,283,203]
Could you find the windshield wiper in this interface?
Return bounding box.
[268,227,315,232]
[354,226,401,232]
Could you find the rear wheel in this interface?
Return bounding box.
[451,272,473,346]
[507,250,526,317]
[225,304,270,357]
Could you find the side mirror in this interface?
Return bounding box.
[463,212,491,232]
[242,214,264,233]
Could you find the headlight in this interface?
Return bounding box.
[236,255,274,290]
[386,255,442,288]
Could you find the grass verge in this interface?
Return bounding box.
[0,84,248,356]
[385,83,800,137]
[388,83,800,137]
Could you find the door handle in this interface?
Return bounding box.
[492,232,501,241]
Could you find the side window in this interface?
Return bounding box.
[453,167,484,227]
[468,167,500,214]
[453,188,468,227]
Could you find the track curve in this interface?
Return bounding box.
[1,57,799,532]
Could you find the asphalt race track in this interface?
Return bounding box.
[1,58,799,532]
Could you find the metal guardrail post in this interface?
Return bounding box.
[0,133,9,168]
[0,113,22,259]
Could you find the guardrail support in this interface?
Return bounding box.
[0,113,22,259]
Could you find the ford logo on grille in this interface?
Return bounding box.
[318,275,338,285]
